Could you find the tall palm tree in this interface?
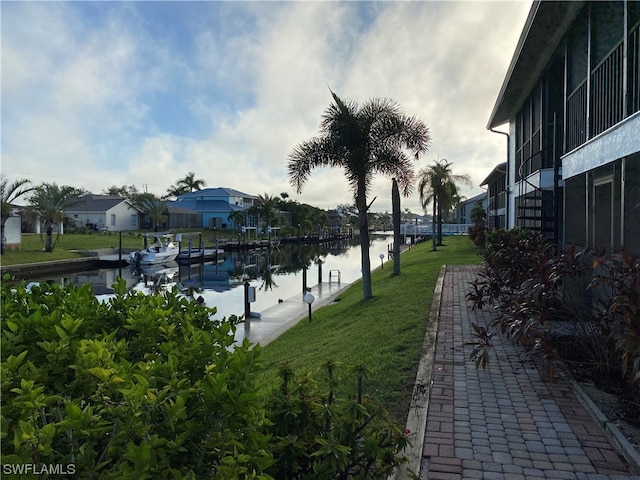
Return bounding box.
[288,90,430,300]
[165,172,206,199]
[28,183,84,252]
[418,159,470,248]
[255,193,281,232]
[1,175,35,254]
[178,172,206,192]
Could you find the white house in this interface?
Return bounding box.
[65,195,142,232]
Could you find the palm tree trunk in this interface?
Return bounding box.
[392,179,401,275]
[357,188,373,300]
[432,197,437,251]
[45,223,53,252]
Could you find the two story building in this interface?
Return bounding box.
[487,0,639,256]
[175,187,258,230]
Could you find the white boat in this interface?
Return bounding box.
[127,233,180,265]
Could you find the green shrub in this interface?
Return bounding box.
[1,279,271,479]
[1,277,409,478]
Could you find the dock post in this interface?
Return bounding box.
[244,281,251,320]
[302,265,308,293]
[318,259,322,283]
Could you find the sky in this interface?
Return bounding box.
[1,0,531,214]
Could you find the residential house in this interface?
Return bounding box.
[175,187,258,230]
[65,195,142,232]
[487,0,640,256]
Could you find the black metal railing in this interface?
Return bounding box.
[590,42,624,137]
[629,24,640,116]
[566,80,587,152]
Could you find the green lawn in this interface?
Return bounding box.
[256,235,480,423]
[1,229,240,266]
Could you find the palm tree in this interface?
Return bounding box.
[255,193,280,232]
[178,172,206,192]
[288,90,430,300]
[28,183,84,252]
[165,172,206,199]
[1,175,35,254]
[137,194,168,231]
[418,159,470,249]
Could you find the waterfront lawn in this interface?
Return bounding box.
[1,229,241,266]
[1,232,145,266]
[256,235,480,424]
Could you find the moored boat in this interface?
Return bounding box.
[127,233,179,265]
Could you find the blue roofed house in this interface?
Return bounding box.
[486,0,640,256]
[174,187,258,230]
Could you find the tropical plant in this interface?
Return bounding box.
[102,184,141,200]
[264,361,410,478]
[28,183,85,252]
[2,276,412,478]
[254,194,281,231]
[165,172,207,199]
[1,175,35,254]
[468,201,487,246]
[288,90,430,299]
[418,159,471,249]
[137,193,167,231]
[1,279,271,479]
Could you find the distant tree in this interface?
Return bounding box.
[418,159,470,249]
[178,172,206,193]
[1,175,35,254]
[28,183,85,252]
[102,184,141,200]
[165,172,206,200]
[255,193,281,230]
[288,90,430,300]
[137,193,167,231]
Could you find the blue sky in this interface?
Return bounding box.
[1,1,531,213]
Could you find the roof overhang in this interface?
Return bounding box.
[480,162,507,187]
[487,1,584,130]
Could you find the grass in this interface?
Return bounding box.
[1,229,242,266]
[256,235,480,424]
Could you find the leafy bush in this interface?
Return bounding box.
[264,361,409,479]
[589,247,640,386]
[1,277,409,478]
[466,229,640,388]
[1,279,271,479]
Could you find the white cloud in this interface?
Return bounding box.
[1,1,531,212]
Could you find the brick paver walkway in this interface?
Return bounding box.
[420,265,639,479]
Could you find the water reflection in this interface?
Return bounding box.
[31,234,393,321]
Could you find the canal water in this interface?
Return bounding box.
[34,234,393,323]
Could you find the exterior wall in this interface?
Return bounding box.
[69,203,139,231]
[564,154,640,256]
[454,194,487,224]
